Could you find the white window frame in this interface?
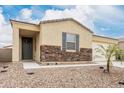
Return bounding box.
[66,33,76,51]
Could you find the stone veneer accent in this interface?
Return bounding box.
[40,45,92,62]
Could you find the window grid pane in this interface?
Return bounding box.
[66,33,76,50]
[66,42,76,50]
[66,33,76,42]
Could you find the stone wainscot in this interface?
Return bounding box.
[40,45,92,63]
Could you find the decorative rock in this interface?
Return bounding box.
[119,81,124,85]
[99,66,104,69]
[0,70,7,73]
[0,62,124,88]
[47,63,49,65]
[3,66,8,69]
[27,72,34,75]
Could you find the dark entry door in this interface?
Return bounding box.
[22,37,33,60]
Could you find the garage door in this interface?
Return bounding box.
[92,42,116,62]
[0,48,12,62]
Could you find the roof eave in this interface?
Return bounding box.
[93,34,118,41]
[10,19,39,26]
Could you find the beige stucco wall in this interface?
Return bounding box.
[40,20,93,48]
[19,36,21,60]
[11,21,40,32]
[93,35,118,44]
[12,26,20,62]
[35,33,40,62]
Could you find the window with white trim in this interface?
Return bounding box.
[66,33,76,50]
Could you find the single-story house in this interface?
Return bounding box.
[10,18,118,64]
[119,38,124,51]
[0,47,12,62]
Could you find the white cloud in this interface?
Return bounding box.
[0,7,12,47]
[16,8,39,24]
[91,6,124,24]
[20,8,32,20]
[0,7,6,26]
[0,26,12,46]
[31,6,45,18]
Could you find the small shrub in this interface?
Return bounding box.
[71,78,73,81]
[3,66,8,69]
[99,66,104,69]
[119,81,124,85]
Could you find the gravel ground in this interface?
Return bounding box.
[0,62,124,88]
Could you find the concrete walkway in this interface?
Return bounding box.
[23,61,124,69]
[23,62,100,69]
[40,64,100,68]
[23,62,41,69]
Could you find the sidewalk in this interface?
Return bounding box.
[23,61,124,69]
[23,62,100,69]
[40,63,100,68]
[95,61,124,68]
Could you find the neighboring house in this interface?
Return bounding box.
[10,18,118,64]
[118,38,124,60]
[0,47,12,62]
[119,38,124,52]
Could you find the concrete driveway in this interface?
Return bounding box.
[95,61,124,68]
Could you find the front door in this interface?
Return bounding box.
[22,37,33,60]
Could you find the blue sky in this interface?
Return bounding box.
[0,5,124,47]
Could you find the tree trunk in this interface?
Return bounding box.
[107,59,110,73]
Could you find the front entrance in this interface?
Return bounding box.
[22,37,33,60]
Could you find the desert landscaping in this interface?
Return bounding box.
[0,62,124,88]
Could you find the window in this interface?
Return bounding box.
[62,32,79,51]
[66,33,76,50]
